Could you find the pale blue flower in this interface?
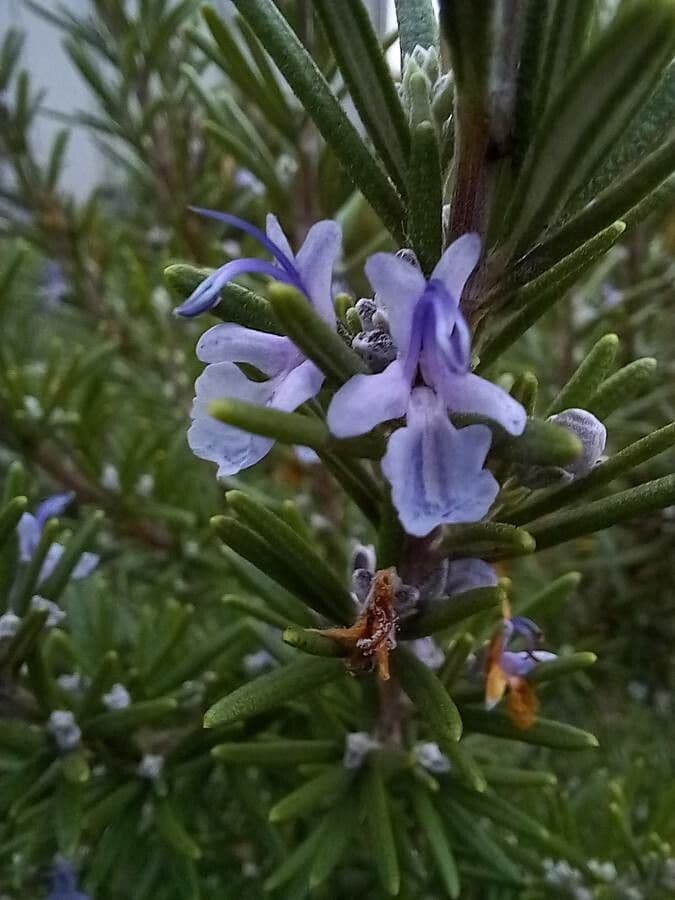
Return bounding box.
[17,493,99,585]
[181,211,341,477]
[48,858,88,900]
[327,235,525,536]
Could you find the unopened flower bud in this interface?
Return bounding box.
[548,408,607,478]
[31,596,66,629]
[0,612,20,640]
[102,683,131,710]
[47,710,81,752]
[343,732,379,770]
[413,741,451,773]
[137,753,164,780]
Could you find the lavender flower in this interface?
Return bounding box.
[179,211,341,477]
[17,493,99,586]
[47,858,89,900]
[328,236,525,535]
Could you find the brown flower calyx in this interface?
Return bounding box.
[323,567,400,681]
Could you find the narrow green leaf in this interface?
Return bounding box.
[263,823,326,892]
[408,121,442,275]
[309,798,356,888]
[0,496,27,548]
[546,333,620,415]
[204,656,344,728]
[512,0,553,167]
[586,357,658,420]
[529,651,597,684]
[514,572,581,617]
[61,750,90,785]
[482,766,557,788]
[439,0,491,107]
[223,594,291,631]
[156,799,202,860]
[363,765,400,896]
[490,416,582,468]
[12,519,61,616]
[394,0,439,64]
[401,586,503,639]
[533,0,595,122]
[442,798,523,882]
[228,0,406,241]
[212,516,324,615]
[269,766,349,823]
[147,622,243,695]
[410,789,460,898]
[515,134,675,282]
[477,222,626,369]
[212,740,340,766]
[282,626,346,658]
[503,423,675,526]
[79,650,118,720]
[142,601,194,682]
[527,474,675,550]
[267,283,366,386]
[163,263,280,333]
[0,607,49,671]
[314,0,410,194]
[55,774,82,855]
[85,699,178,738]
[510,372,538,416]
[460,707,599,749]
[204,120,286,205]
[439,633,475,691]
[502,0,675,253]
[440,522,536,561]
[394,648,485,791]
[86,783,143,835]
[226,490,354,623]
[208,397,384,458]
[0,718,44,754]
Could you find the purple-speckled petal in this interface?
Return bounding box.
[430,233,481,304]
[381,387,499,537]
[445,558,497,596]
[364,252,426,350]
[327,360,410,438]
[438,371,527,436]
[196,324,298,374]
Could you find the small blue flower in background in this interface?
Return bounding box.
[47,858,89,900]
[17,492,99,586]
[328,235,526,535]
[181,210,342,477]
[40,261,69,307]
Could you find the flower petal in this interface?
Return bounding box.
[71,551,100,580]
[192,207,298,276]
[445,558,497,596]
[430,232,481,304]
[327,360,410,438]
[175,257,286,317]
[382,387,499,537]
[364,252,426,350]
[189,362,275,475]
[271,359,325,412]
[196,324,297,375]
[38,543,64,584]
[35,492,75,527]
[500,650,557,678]
[439,372,527,435]
[295,220,342,322]
[17,513,40,562]
[265,213,295,261]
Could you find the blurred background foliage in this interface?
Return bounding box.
[0,1,673,898]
